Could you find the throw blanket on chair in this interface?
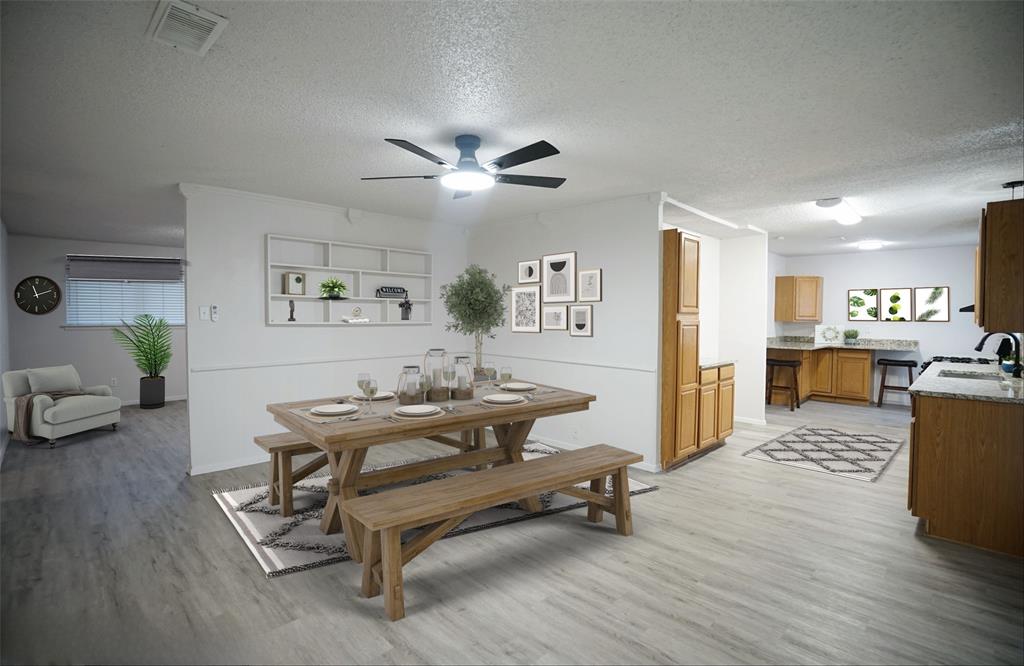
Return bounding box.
[12,391,84,442]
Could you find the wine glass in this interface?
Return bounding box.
[484,361,497,387]
[499,366,513,385]
[363,378,378,415]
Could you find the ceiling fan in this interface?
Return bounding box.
[362,134,566,199]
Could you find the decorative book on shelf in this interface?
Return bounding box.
[265,234,432,327]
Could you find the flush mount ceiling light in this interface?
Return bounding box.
[815,197,862,226]
[439,169,495,191]
[857,240,884,250]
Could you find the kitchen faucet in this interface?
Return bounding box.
[975,332,1022,378]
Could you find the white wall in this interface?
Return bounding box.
[779,244,985,405]
[5,234,187,405]
[183,184,470,475]
[697,235,721,364]
[720,234,769,425]
[0,220,10,461]
[766,251,787,338]
[467,194,663,471]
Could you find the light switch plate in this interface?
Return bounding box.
[199,305,210,320]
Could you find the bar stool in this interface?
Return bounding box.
[766,359,802,411]
[877,358,918,407]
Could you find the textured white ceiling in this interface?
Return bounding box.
[2,1,1022,253]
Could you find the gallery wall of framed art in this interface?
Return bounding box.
[514,252,603,337]
[847,285,951,322]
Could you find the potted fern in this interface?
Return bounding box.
[440,265,509,373]
[113,314,173,409]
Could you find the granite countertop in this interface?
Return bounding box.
[699,359,735,369]
[766,336,919,352]
[909,362,1024,405]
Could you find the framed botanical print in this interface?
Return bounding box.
[569,304,593,337]
[848,288,879,321]
[510,285,541,333]
[880,288,912,321]
[542,251,576,303]
[578,268,602,302]
[542,305,568,330]
[283,271,306,295]
[914,286,950,322]
[518,260,540,284]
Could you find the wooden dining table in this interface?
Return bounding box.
[265,382,596,563]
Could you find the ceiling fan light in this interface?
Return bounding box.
[815,197,862,225]
[439,170,495,191]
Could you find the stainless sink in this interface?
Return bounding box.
[937,370,1004,381]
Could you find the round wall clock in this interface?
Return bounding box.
[14,275,62,315]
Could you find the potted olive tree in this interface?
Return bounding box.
[440,265,509,373]
[113,314,173,409]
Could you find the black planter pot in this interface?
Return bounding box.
[140,376,165,409]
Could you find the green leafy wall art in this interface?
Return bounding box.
[913,286,950,322]
[848,288,879,321]
[879,288,913,321]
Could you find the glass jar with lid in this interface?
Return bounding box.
[451,355,475,400]
[397,365,424,405]
[423,348,451,402]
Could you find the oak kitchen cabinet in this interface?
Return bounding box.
[774,275,823,322]
[660,229,735,470]
[909,393,1023,556]
[768,347,873,406]
[976,199,1023,333]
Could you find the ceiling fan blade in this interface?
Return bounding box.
[495,174,566,189]
[483,140,559,172]
[453,190,472,199]
[384,139,455,168]
[361,175,439,180]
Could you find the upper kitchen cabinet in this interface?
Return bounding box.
[977,200,1023,333]
[774,275,823,322]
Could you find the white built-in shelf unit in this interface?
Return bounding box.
[265,234,433,326]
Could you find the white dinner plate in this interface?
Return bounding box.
[499,382,537,392]
[482,393,526,405]
[310,403,359,416]
[395,404,442,417]
[351,390,395,401]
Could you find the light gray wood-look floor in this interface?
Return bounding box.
[2,400,1021,665]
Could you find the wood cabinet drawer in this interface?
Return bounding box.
[718,364,734,380]
[700,368,718,385]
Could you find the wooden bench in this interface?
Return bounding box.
[343,443,643,620]
[255,429,488,517]
[254,433,325,516]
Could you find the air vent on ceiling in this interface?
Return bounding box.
[149,1,228,57]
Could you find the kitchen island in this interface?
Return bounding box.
[908,362,1023,556]
[766,336,919,406]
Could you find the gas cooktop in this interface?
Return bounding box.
[921,356,995,372]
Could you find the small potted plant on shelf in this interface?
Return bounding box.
[112,314,173,409]
[318,277,348,300]
[843,329,860,345]
[440,265,509,376]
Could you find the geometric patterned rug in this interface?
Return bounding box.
[213,442,657,578]
[742,426,904,482]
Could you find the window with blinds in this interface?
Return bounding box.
[64,254,185,326]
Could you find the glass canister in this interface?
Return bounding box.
[451,355,475,400]
[423,348,451,402]
[397,365,424,405]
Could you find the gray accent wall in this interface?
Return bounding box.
[5,234,187,405]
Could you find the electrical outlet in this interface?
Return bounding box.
[210,304,219,322]
[111,377,118,387]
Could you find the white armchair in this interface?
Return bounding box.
[3,365,121,447]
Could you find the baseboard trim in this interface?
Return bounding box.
[190,452,268,476]
[121,395,187,407]
[734,416,768,426]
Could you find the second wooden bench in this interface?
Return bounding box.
[343,443,643,620]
